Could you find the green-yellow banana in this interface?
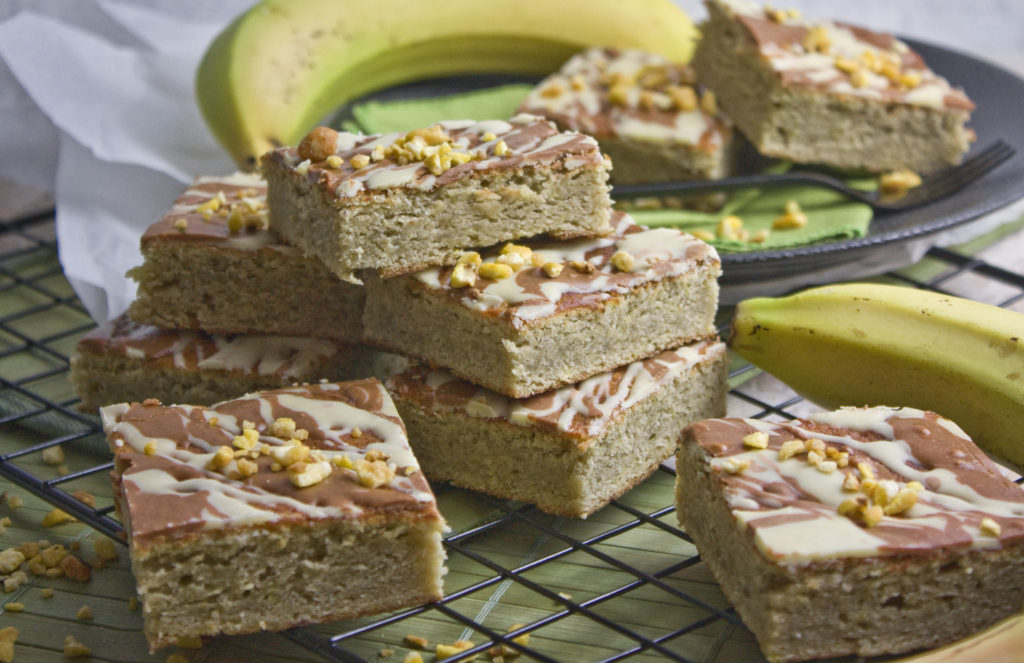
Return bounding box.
[729,283,1024,468]
[196,0,698,169]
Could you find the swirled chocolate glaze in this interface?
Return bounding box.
[79,314,350,381]
[101,381,439,547]
[140,172,292,252]
[409,211,719,329]
[389,338,725,443]
[261,115,608,199]
[518,47,729,151]
[684,406,1024,563]
[718,0,973,111]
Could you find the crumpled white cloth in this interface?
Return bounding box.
[0,0,250,322]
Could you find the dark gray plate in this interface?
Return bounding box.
[718,39,1024,286]
[333,39,1024,290]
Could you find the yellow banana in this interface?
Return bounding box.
[729,283,1024,468]
[196,0,698,169]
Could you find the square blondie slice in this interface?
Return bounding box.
[101,380,446,652]
[390,338,727,518]
[363,211,720,398]
[260,115,612,282]
[676,406,1024,663]
[693,0,974,173]
[127,172,364,342]
[519,47,738,184]
[71,313,364,411]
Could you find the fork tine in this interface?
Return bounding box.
[899,140,1016,206]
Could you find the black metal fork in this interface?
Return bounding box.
[612,140,1017,212]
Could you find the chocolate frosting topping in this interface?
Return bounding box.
[686,406,1024,563]
[101,381,438,548]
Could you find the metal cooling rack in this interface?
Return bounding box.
[1,207,1022,663]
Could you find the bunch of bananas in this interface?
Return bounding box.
[195,0,697,169]
[730,282,1024,469]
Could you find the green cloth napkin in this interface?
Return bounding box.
[342,83,536,134]
[342,84,874,251]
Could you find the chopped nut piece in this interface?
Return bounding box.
[479,262,514,280]
[691,229,715,242]
[834,57,859,74]
[906,480,925,492]
[354,458,396,488]
[234,458,259,478]
[842,472,861,492]
[495,252,525,270]
[298,126,339,162]
[4,571,27,593]
[610,250,635,273]
[480,131,497,142]
[205,446,234,472]
[7,497,21,509]
[849,68,871,88]
[403,634,429,649]
[493,140,510,157]
[402,653,423,663]
[325,155,344,169]
[41,508,75,528]
[59,554,91,582]
[777,440,805,461]
[541,262,564,278]
[863,504,884,528]
[750,229,771,243]
[668,85,697,111]
[267,417,297,439]
[806,450,823,466]
[4,603,23,613]
[450,261,478,288]
[772,211,808,230]
[331,454,354,470]
[980,517,1002,537]
[63,634,91,658]
[0,549,25,574]
[41,588,53,598]
[94,538,118,563]
[837,498,861,516]
[836,452,850,468]
[269,442,310,468]
[899,71,922,88]
[436,640,476,661]
[144,440,157,455]
[716,215,744,241]
[803,25,831,53]
[742,431,769,449]
[40,545,67,568]
[569,260,594,274]
[607,83,631,106]
[0,626,18,663]
[76,605,93,621]
[883,487,918,515]
[857,462,875,481]
[540,83,564,98]
[41,445,65,465]
[287,460,333,488]
[879,169,922,195]
[233,428,260,450]
[721,457,750,474]
[816,460,838,474]
[379,648,394,658]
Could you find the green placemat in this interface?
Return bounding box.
[343,84,874,250]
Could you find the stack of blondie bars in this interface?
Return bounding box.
[74,113,729,519]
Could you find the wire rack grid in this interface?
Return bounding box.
[0,207,1022,663]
